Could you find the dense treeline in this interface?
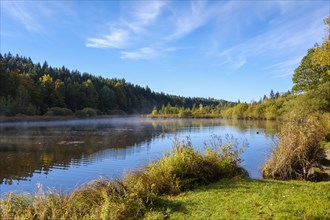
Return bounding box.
[150,102,233,118]
[150,90,291,119]
[0,53,232,116]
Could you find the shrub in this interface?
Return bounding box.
[75,108,97,118]
[151,107,158,116]
[125,135,247,196]
[262,116,326,180]
[282,82,330,121]
[178,109,192,118]
[45,107,73,116]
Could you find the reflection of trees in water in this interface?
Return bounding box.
[0,123,155,185]
[151,118,279,137]
[0,118,280,185]
[221,119,279,137]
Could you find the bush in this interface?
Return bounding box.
[283,82,330,120]
[125,136,247,196]
[151,107,158,116]
[75,108,97,118]
[178,109,192,118]
[262,116,326,180]
[45,107,73,116]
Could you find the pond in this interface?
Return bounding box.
[0,117,279,195]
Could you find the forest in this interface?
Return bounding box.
[0,54,232,117]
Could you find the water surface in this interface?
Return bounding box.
[0,117,278,195]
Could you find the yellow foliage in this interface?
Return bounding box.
[39,74,53,84]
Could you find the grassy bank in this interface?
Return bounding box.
[145,178,330,220]
[2,177,329,220]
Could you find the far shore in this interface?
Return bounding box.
[0,113,281,123]
[0,114,140,123]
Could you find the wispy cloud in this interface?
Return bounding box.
[212,7,327,71]
[218,49,246,70]
[120,47,157,60]
[265,56,303,78]
[86,1,166,49]
[86,29,129,48]
[119,45,189,60]
[166,1,209,40]
[131,1,166,28]
[2,1,42,31]
[1,1,72,33]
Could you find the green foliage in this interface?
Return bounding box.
[150,103,224,118]
[292,48,330,93]
[232,103,248,119]
[312,17,330,75]
[283,81,330,120]
[262,117,327,180]
[292,19,330,93]
[99,85,117,113]
[75,107,98,118]
[178,108,192,118]
[219,92,291,120]
[137,136,246,195]
[151,106,158,116]
[124,136,246,199]
[45,107,73,116]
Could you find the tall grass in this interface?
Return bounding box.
[262,116,327,180]
[0,136,246,220]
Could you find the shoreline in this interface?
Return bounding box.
[0,114,142,123]
[1,176,329,219]
[0,114,278,123]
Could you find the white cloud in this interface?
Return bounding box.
[86,1,166,49]
[120,47,157,60]
[86,29,129,48]
[2,1,42,31]
[1,1,73,33]
[213,7,327,71]
[166,1,210,40]
[133,1,166,27]
[265,56,303,78]
[219,49,247,70]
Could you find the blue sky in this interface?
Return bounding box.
[1,1,329,102]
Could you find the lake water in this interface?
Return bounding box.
[0,117,279,195]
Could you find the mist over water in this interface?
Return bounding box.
[0,117,278,195]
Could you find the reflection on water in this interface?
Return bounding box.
[0,117,279,194]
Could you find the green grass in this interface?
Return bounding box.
[145,177,330,220]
